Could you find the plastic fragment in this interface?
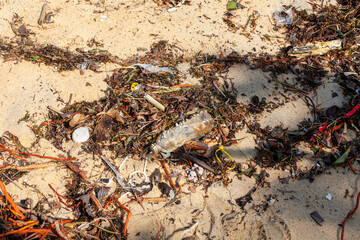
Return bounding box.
[227,1,238,10]
[130,63,173,75]
[100,156,127,188]
[215,146,236,170]
[288,40,342,58]
[274,8,293,25]
[310,211,324,226]
[151,111,213,153]
[168,7,178,12]
[325,193,332,200]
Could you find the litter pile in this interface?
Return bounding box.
[0,1,360,239]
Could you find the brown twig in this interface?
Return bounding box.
[0,162,61,171]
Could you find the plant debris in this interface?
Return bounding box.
[1,2,360,239]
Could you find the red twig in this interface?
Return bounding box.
[48,184,74,208]
[121,105,135,119]
[341,192,360,240]
[306,1,325,9]
[348,156,359,174]
[41,119,67,126]
[0,144,75,161]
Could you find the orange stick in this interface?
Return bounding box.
[160,161,176,189]
[341,192,360,240]
[39,232,49,240]
[8,151,27,161]
[0,144,75,161]
[48,219,74,229]
[0,229,53,238]
[170,83,196,89]
[333,122,344,131]
[41,119,67,126]
[117,201,132,236]
[13,221,38,231]
[0,179,25,220]
[318,144,323,154]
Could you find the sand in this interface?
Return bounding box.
[0,0,359,239]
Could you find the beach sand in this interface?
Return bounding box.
[0,0,359,239]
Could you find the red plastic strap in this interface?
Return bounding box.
[343,103,360,118]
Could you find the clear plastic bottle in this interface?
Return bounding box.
[151,111,214,153]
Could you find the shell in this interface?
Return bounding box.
[72,127,90,143]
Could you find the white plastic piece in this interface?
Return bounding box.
[130,63,173,75]
[168,7,178,12]
[326,193,332,201]
[128,171,148,186]
[274,8,293,25]
[187,170,197,181]
[72,127,90,143]
[101,156,126,188]
[168,190,175,199]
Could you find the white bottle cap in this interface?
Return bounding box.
[72,127,90,143]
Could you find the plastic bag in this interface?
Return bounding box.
[274,8,293,25]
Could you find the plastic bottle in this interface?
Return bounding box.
[151,111,214,154]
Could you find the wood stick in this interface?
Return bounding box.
[144,93,165,111]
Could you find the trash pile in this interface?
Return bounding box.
[0,39,249,238]
[0,1,360,239]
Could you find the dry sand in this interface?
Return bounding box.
[0,0,359,239]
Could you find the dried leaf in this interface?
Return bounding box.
[93,115,113,141]
[69,113,88,127]
[333,146,351,165]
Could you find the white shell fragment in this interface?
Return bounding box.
[72,127,90,143]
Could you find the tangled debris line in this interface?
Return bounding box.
[1,2,360,239]
[0,14,118,72]
[286,2,360,47]
[0,41,249,239]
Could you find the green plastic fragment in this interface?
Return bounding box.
[32,56,40,60]
[227,1,238,10]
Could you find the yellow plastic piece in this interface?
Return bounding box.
[131,82,139,91]
[215,146,236,170]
